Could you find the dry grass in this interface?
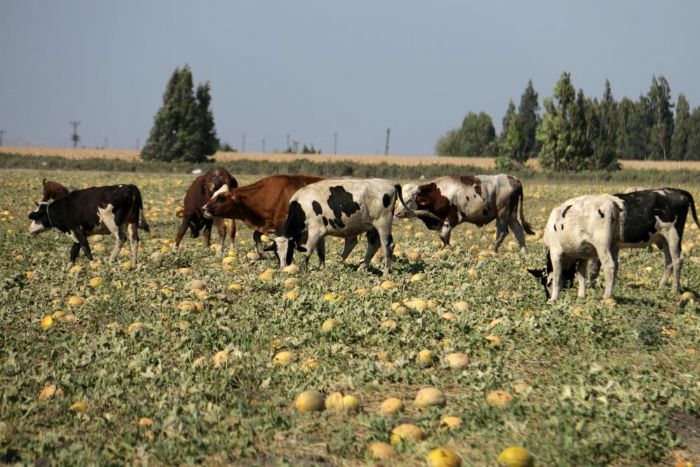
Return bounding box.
[2,146,700,171]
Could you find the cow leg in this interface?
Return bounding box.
[69,242,81,264]
[659,240,673,287]
[576,260,588,298]
[213,218,226,257]
[302,232,323,271]
[316,237,326,266]
[128,223,139,265]
[599,249,618,300]
[549,251,563,302]
[588,257,601,288]
[509,216,527,255]
[109,226,127,263]
[439,221,453,248]
[340,236,358,261]
[667,232,683,294]
[175,215,191,251]
[360,229,381,271]
[493,218,509,253]
[253,231,268,259]
[202,219,213,248]
[377,228,395,275]
[227,219,237,254]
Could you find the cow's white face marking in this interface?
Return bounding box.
[203,184,229,218]
[211,184,229,199]
[29,220,45,234]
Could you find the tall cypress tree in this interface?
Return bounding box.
[516,80,540,161]
[685,107,700,161]
[537,72,576,171]
[671,94,690,160]
[647,75,674,160]
[141,65,219,163]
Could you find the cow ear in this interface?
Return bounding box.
[42,179,47,186]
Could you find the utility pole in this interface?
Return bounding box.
[241,134,246,153]
[262,139,266,153]
[69,121,81,148]
[384,128,391,156]
[0,130,6,146]
[334,132,338,154]
[286,133,290,151]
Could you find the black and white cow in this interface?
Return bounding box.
[395,174,534,253]
[528,194,624,301]
[28,184,149,265]
[588,188,700,294]
[269,179,422,275]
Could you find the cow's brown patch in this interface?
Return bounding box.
[459,175,483,197]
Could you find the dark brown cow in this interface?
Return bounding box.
[395,174,534,253]
[175,168,238,255]
[203,174,357,259]
[42,179,70,202]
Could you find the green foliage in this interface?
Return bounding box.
[0,171,698,465]
[671,94,690,161]
[141,66,220,163]
[515,80,540,161]
[647,76,674,160]
[687,107,700,159]
[436,112,497,157]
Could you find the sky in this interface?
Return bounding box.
[1,0,699,155]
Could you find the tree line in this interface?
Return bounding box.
[437,72,700,170]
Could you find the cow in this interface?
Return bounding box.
[41,179,70,202]
[175,168,238,255]
[268,179,424,275]
[202,174,357,260]
[395,174,534,254]
[588,188,700,294]
[28,184,149,265]
[527,194,624,301]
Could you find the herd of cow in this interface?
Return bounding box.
[27,168,699,302]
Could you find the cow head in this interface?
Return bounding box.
[28,202,52,234]
[202,184,232,219]
[528,251,579,300]
[42,179,69,203]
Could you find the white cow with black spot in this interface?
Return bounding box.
[268,178,424,275]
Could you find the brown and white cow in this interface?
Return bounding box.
[202,174,356,259]
[175,168,238,255]
[395,174,534,253]
[28,184,149,265]
[528,194,624,301]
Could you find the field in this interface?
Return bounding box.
[1,169,699,466]
[4,146,700,171]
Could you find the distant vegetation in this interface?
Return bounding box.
[437,73,700,171]
[140,65,219,163]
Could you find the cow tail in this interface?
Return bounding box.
[394,183,441,221]
[517,184,535,235]
[684,190,700,230]
[135,187,150,232]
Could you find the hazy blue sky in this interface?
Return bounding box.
[1,1,699,155]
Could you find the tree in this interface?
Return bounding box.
[436,112,497,156]
[647,75,674,160]
[671,94,690,160]
[616,96,650,160]
[686,107,700,161]
[537,72,577,171]
[516,80,540,161]
[141,65,219,162]
[497,101,520,169]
